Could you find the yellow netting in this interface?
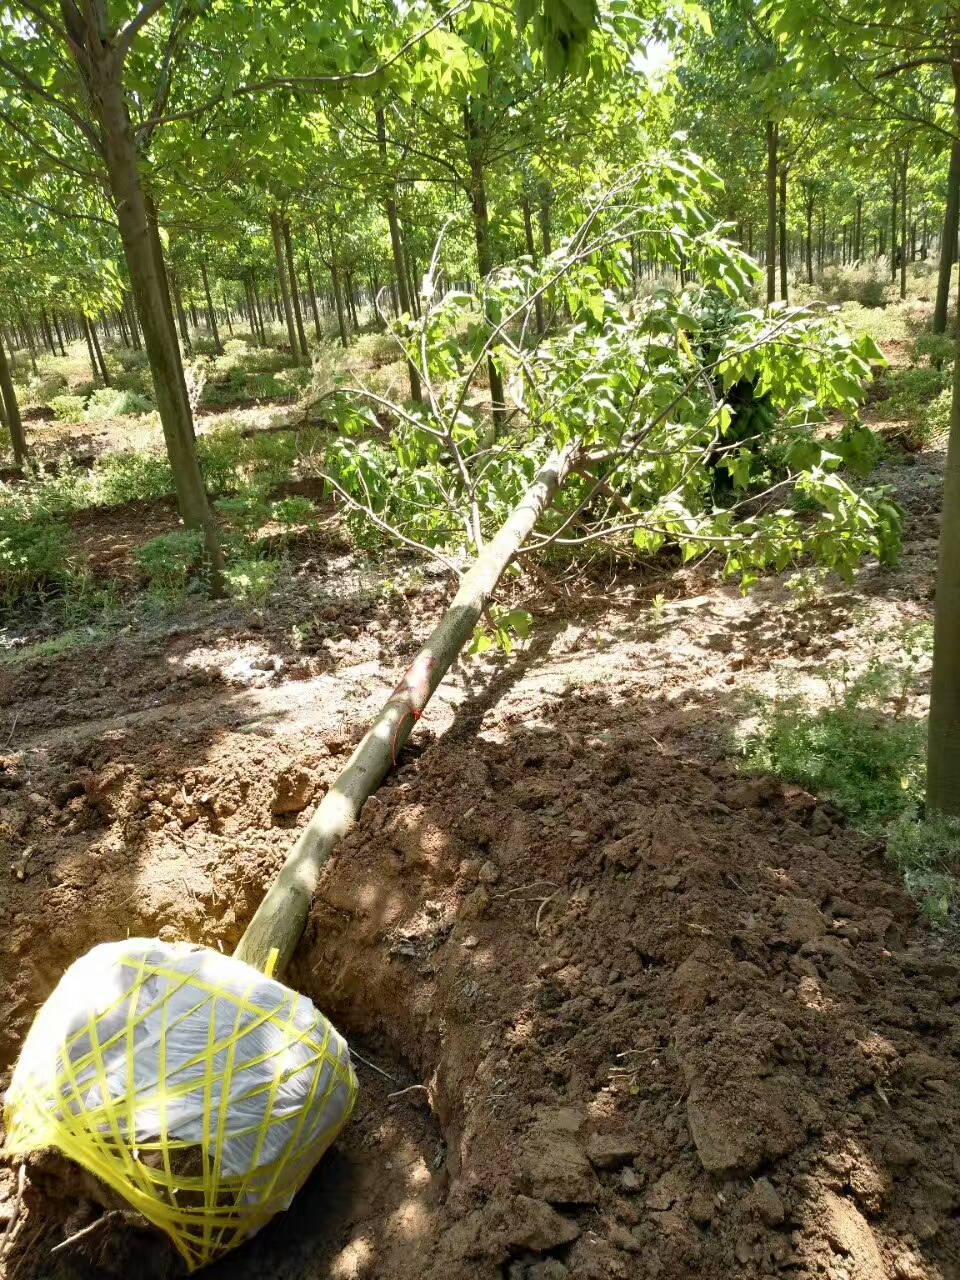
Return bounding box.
[3,939,357,1271]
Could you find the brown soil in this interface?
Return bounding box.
[0,431,957,1279]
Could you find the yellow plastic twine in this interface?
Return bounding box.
[3,939,357,1270]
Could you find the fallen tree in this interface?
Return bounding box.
[234,440,580,973]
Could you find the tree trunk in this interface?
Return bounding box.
[522,195,545,335]
[891,166,899,282]
[222,288,233,336]
[270,211,300,362]
[346,271,360,333]
[321,224,350,349]
[85,46,223,578]
[282,220,309,362]
[935,132,960,333]
[766,119,778,304]
[126,294,141,350]
[39,309,56,356]
[0,334,27,468]
[926,284,960,814]
[464,101,505,429]
[81,314,100,384]
[376,106,422,402]
[116,306,130,347]
[200,259,223,355]
[305,259,323,341]
[19,311,38,376]
[51,312,67,357]
[234,440,580,974]
[900,149,909,300]
[855,194,863,262]
[90,317,108,381]
[805,196,814,284]
[778,164,788,302]
[171,269,192,354]
[252,276,268,347]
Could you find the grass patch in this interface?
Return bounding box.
[740,625,960,924]
[742,658,925,832]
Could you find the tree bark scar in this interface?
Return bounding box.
[386,651,435,763]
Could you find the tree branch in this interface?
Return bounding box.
[12,0,71,45]
[116,0,167,59]
[137,0,472,134]
[0,56,103,156]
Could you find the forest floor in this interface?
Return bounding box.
[1,292,959,1280]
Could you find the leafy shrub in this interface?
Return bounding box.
[0,510,69,608]
[820,265,889,309]
[83,388,155,421]
[135,530,204,589]
[270,495,317,524]
[353,331,404,367]
[909,330,955,370]
[97,452,174,504]
[224,556,281,603]
[197,429,247,493]
[874,364,950,446]
[50,394,88,423]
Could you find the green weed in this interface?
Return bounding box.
[270,495,317,524]
[49,394,88,423]
[887,811,960,926]
[0,511,70,611]
[224,556,282,604]
[82,388,155,421]
[98,452,174,504]
[741,656,926,833]
[135,530,205,591]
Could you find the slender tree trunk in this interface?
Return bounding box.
[465,101,505,429]
[891,166,899,282]
[855,193,863,262]
[305,260,323,341]
[927,279,960,813]
[270,211,300,362]
[778,164,788,302]
[282,220,309,361]
[766,119,778,304]
[126,294,141,350]
[51,312,67,357]
[39,309,56,356]
[346,271,360,333]
[170,269,192,355]
[522,195,545,335]
[900,148,909,300]
[935,131,960,333]
[84,46,223,577]
[116,306,130,347]
[18,311,38,376]
[0,335,27,468]
[200,259,223,355]
[252,276,268,347]
[222,287,233,336]
[321,224,350,349]
[234,440,580,974]
[376,106,422,401]
[805,196,814,284]
[81,315,100,384]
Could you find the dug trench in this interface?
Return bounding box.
[1,588,959,1278]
